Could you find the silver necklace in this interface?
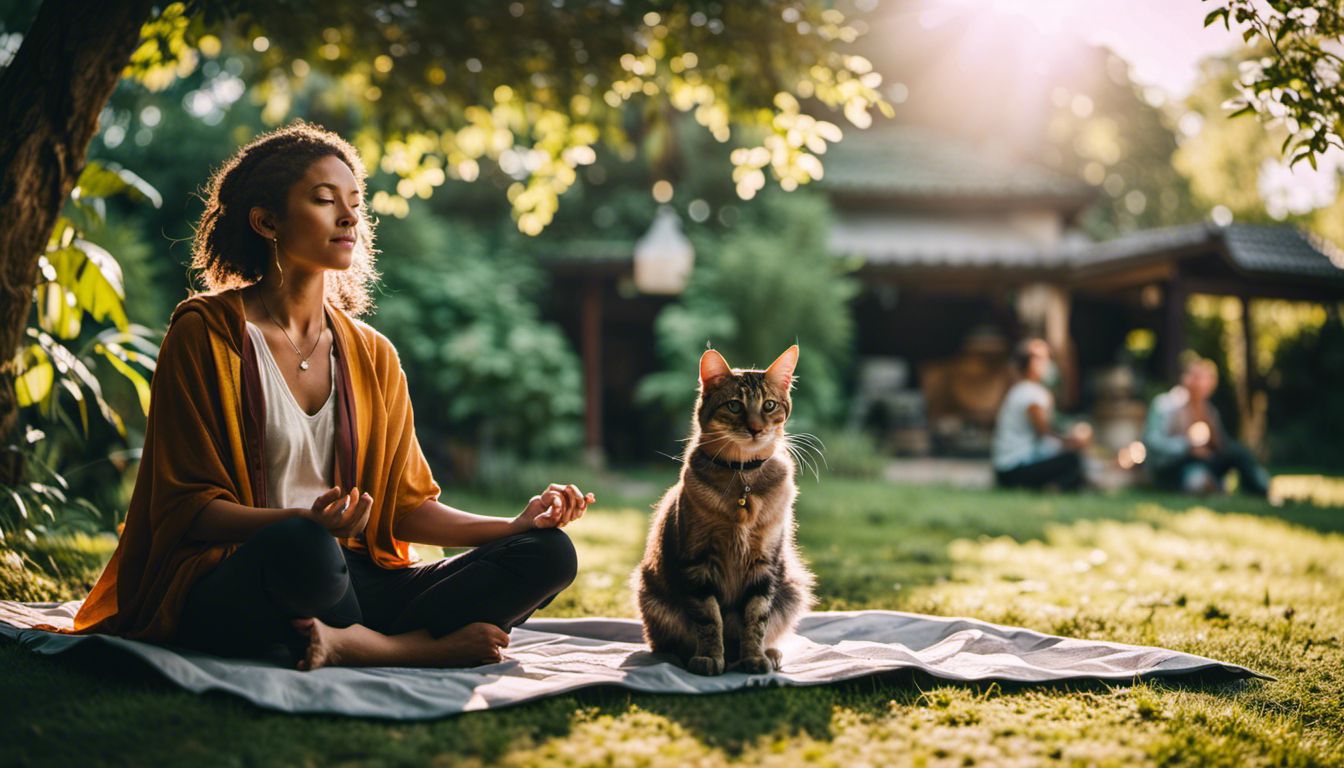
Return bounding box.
[259,294,324,372]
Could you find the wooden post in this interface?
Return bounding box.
[1163,277,1187,382]
[1045,287,1077,410]
[581,278,604,467]
[1015,282,1077,408]
[1239,295,1265,451]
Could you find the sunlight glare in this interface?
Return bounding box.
[930,0,1079,36]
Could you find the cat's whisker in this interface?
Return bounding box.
[783,433,829,468]
[784,430,814,442]
[786,442,822,481]
[789,431,828,449]
[782,440,810,474]
[782,437,825,479]
[788,448,819,483]
[786,433,828,456]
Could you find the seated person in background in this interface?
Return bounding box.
[992,339,1091,490]
[1143,355,1270,497]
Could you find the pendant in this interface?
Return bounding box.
[299,359,310,371]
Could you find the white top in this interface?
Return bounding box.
[245,321,336,511]
[991,379,1062,471]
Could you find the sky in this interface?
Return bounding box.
[925,0,1249,98]
[919,0,1337,217]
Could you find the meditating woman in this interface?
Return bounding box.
[991,338,1091,491]
[73,121,592,670]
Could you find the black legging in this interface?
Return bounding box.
[1151,441,1270,497]
[175,517,577,664]
[995,450,1086,491]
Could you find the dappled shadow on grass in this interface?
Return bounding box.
[3,474,1342,765]
[793,476,1344,612]
[2,628,1265,765]
[554,669,1263,757]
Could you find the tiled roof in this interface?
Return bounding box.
[818,125,1093,203]
[1221,224,1344,278]
[538,220,1344,287]
[1075,223,1344,281]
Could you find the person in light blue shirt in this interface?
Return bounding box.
[1143,355,1270,496]
[992,339,1090,490]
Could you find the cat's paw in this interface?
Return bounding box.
[688,655,725,676]
[765,648,783,671]
[740,654,774,674]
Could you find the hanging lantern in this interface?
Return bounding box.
[633,206,694,295]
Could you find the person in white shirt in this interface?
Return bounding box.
[1142,355,1269,496]
[991,339,1090,490]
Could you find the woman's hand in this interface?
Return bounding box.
[304,486,373,539]
[515,483,594,531]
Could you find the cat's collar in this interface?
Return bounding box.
[705,454,769,471]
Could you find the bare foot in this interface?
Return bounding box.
[292,617,343,671]
[290,618,510,669]
[433,622,510,667]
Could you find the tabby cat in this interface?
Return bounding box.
[633,345,815,675]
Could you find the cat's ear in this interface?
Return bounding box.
[765,345,799,390]
[699,348,733,389]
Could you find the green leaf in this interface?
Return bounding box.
[29,329,128,438]
[92,326,161,369]
[59,377,90,436]
[27,482,67,505]
[97,343,153,415]
[1290,149,1318,168]
[72,239,129,331]
[4,488,27,521]
[1203,8,1229,28]
[38,240,130,337]
[14,344,53,407]
[45,217,77,251]
[73,161,163,208]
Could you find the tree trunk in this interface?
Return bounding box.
[0,0,153,484]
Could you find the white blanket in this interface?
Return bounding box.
[0,601,1264,719]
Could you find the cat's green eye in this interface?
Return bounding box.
[763,400,777,412]
[726,400,743,413]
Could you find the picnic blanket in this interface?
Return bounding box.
[0,601,1265,720]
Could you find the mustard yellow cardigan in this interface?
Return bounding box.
[71,288,440,641]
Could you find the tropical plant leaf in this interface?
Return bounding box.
[96,342,153,415]
[4,487,27,521]
[72,239,129,330]
[92,326,161,371]
[27,482,68,505]
[28,329,128,438]
[36,239,130,337]
[14,344,54,408]
[59,377,90,436]
[73,161,163,208]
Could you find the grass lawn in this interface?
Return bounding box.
[3,469,1343,767]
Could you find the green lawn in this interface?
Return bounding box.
[3,471,1343,767]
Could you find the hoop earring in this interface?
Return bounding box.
[272,238,284,288]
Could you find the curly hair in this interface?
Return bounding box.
[190,120,379,316]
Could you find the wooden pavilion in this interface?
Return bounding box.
[540,126,1344,460]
